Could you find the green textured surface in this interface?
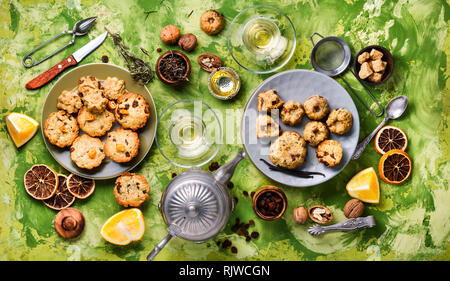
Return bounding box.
[0,0,449,261]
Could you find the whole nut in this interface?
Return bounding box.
[292,206,307,224]
[343,199,364,218]
[200,10,225,35]
[160,25,180,45]
[178,33,197,52]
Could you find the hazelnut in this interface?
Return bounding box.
[308,205,333,224]
[178,33,197,52]
[160,25,180,45]
[343,199,364,218]
[292,206,307,224]
[200,10,225,35]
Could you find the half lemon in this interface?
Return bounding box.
[100,208,145,245]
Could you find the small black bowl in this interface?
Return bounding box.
[354,45,394,86]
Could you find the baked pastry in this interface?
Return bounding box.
[303,121,329,147]
[77,106,115,137]
[57,89,82,114]
[70,134,105,169]
[44,110,79,148]
[257,89,284,112]
[200,10,225,35]
[326,108,353,135]
[280,100,305,126]
[256,114,280,138]
[269,131,307,170]
[303,95,330,120]
[316,140,343,167]
[114,172,150,207]
[102,77,125,100]
[115,93,150,131]
[78,76,100,97]
[82,90,108,113]
[105,128,140,163]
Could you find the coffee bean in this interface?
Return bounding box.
[251,232,259,239]
[102,55,109,63]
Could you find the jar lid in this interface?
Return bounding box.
[161,170,231,242]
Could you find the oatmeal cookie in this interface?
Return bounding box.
[316,140,343,167]
[326,108,353,135]
[78,76,101,97]
[303,95,330,120]
[115,93,150,131]
[104,128,140,163]
[57,89,82,114]
[200,10,225,35]
[256,114,280,138]
[269,131,307,170]
[102,77,125,100]
[44,110,79,148]
[257,89,284,112]
[82,90,108,113]
[114,172,150,207]
[303,121,329,147]
[70,134,105,169]
[280,100,305,126]
[77,106,115,137]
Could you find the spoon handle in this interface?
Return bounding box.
[352,118,387,160]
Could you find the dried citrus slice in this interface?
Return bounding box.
[6,112,39,148]
[374,125,408,155]
[379,149,412,184]
[346,167,380,203]
[43,175,76,210]
[100,208,145,245]
[24,164,58,200]
[67,174,95,199]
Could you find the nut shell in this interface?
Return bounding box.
[292,206,307,224]
[198,53,223,72]
[160,25,180,45]
[308,205,333,224]
[343,199,364,218]
[200,10,225,35]
[178,33,197,52]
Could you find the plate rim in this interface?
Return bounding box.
[241,69,360,187]
[40,62,157,180]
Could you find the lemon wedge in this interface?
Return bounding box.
[346,167,380,204]
[100,208,145,245]
[6,113,39,148]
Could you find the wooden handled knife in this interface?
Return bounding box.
[25,32,108,90]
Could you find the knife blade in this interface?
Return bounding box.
[25,32,108,90]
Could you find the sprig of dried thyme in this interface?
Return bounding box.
[105,27,154,85]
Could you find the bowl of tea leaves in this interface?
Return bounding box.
[156,50,191,85]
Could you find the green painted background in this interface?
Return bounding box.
[0,0,448,261]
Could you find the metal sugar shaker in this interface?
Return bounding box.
[147,150,246,261]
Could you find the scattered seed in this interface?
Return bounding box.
[243,191,249,196]
[101,55,109,63]
[227,182,234,189]
[157,48,162,52]
[209,161,220,171]
[231,247,238,254]
[251,231,259,239]
[171,173,177,178]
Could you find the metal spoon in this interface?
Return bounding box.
[352,96,408,159]
[23,17,97,68]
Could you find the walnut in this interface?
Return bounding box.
[292,206,307,224]
[197,53,223,72]
[178,33,197,52]
[308,205,333,224]
[160,24,180,45]
[200,10,225,35]
[343,199,364,218]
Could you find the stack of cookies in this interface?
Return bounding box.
[44,76,150,170]
[256,89,353,169]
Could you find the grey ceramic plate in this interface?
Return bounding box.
[241,69,360,187]
[41,63,157,180]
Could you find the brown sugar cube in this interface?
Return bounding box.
[369,49,384,60]
[357,52,370,64]
[371,59,386,72]
[368,72,383,83]
[359,62,373,79]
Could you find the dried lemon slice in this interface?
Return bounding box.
[100,208,145,245]
[6,112,39,148]
[24,164,59,200]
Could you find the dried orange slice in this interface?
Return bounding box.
[67,174,95,199]
[374,125,408,155]
[100,208,145,245]
[24,164,58,200]
[379,149,412,184]
[6,113,39,148]
[346,167,380,203]
[43,175,76,210]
